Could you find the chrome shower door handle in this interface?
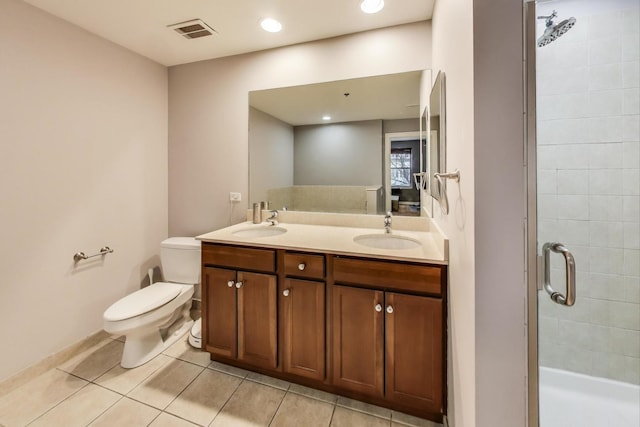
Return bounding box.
[542,242,576,306]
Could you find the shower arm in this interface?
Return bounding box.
[537,11,557,27]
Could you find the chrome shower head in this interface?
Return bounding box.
[537,10,576,47]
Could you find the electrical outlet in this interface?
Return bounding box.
[229,192,242,202]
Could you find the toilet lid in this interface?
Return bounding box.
[104,282,182,322]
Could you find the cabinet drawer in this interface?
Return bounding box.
[202,243,275,273]
[333,257,443,296]
[283,252,325,279]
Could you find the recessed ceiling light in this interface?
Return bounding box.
[322,115,331,121]
[360,0,385,14]
[260,18,282,33]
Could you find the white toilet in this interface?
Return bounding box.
[103,237,201,368]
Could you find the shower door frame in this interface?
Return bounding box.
[524,0,540,426]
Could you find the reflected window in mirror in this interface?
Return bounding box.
[390,148,413,188]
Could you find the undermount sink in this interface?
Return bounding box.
[232,226,287,238]
[353,233,421,250]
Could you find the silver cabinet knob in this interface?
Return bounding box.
[298,263,306,271]
[282,289,290,297]
[235,281,243,289]
[386,305,394,314]
[375,304,382,312]
[227,280,234,288]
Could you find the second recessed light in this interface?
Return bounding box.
[261,18,282,33]
[361,0,384,14]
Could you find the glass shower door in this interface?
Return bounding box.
[531,0,640,426]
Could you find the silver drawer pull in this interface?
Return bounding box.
[542,242,576,306]
[227,280,234,288]
[235,281,243,289]
[386,305,394,314]
[298,263,306,271]
[375,303,382,312]
[282,289,290,297]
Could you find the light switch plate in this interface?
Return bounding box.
[229,192,242,202]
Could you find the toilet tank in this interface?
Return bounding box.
[160,237,201,284]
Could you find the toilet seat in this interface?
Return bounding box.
[104,282,182,322]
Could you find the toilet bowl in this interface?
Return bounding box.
[103,237,201,368]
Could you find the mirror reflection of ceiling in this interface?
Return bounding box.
[250,71,422,126]
[23,0,435,66]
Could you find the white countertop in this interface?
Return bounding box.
[196,221,448,265]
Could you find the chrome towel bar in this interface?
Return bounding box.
[73,246,114,262]
[434,170,461,215]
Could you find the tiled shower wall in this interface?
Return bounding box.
[536,0,640,384]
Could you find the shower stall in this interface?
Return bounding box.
[528,0,639,425]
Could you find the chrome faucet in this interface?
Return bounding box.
[384,212,392,234]
[267,210,279,226]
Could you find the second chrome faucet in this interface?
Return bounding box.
[384,212,392,234]
[267,210,279,226]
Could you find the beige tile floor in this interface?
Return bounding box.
[0,334,442,427]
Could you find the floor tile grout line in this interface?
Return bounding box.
[328,403,338,427]
[334,400,392,422]
[161,409,207,426]
[206,363,249,379]
[81,394,125,427]
[93,353,174,393]
[160,364,207,423]
[23,378,92,426]
[146,410,163,427]
[244,374,292,392]
[162,365,207,425]
[286,387,339,405]
[208,377,246,426]
[266,389,289,427]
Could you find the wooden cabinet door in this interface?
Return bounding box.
[203,267,237,358]
[237,271,278,369]
[331,285,384,397]
[385,292,443,412]
[282,278,325,380]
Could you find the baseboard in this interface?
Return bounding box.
[0,330,112,396]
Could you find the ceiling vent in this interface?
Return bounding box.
[167,19,216,39]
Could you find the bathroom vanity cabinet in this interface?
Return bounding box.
[201,242,447,422]
[332,256,444,413]
[202,245,277,369]
[281,252,326,381]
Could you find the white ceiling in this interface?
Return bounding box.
[250,71,422,126]
[23,0,434,66]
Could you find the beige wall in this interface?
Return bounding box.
[168,21,431,236]
[248,107,294,204]
[0,0,168,382]
[431,0,527,426]
[430,1,476,425]
[472,0,526,425]
[294,120,382,186]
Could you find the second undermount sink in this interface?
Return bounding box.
[353,233,421,250]
[232,226,287,238]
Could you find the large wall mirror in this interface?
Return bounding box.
[429,71,446,201]
[249,70,428,215]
